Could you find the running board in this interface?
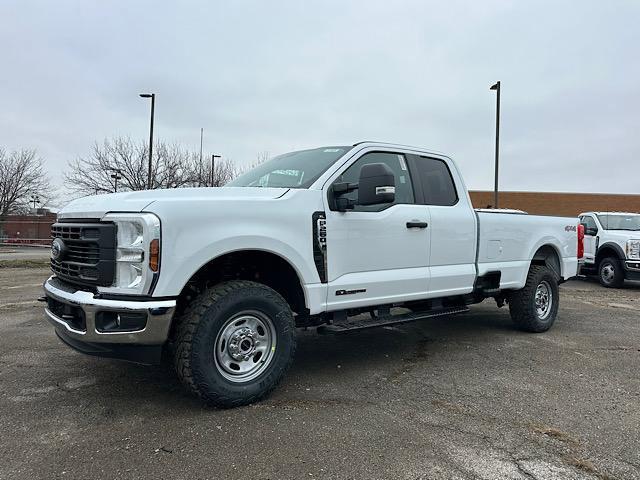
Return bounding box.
[317,305,470,334]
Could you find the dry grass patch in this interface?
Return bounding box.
[528,423,579,446]
[565,456,613,480]
[431,399,466,414]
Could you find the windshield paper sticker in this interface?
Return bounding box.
[398,155,407,171]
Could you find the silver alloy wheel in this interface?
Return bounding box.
[534,280,553,320]
[214,311,277,383]
[601,262,615,284]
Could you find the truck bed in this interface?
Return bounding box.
[476,210,579,289]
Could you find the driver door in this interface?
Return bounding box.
[580,215,598,265]
[323,150,431,311]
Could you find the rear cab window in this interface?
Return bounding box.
[408,155,458,206]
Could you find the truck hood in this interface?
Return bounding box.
[606,230,640,236]
[601,230,640,244]
[58,187,289,219]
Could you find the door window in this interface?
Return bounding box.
[334,152,414,211]
[581,216,598,236]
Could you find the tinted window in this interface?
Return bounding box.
[227,146,351,188]
[334,152,414,211]
[581,216,598,234]
[596,214,640,231]
[413,157,458,206]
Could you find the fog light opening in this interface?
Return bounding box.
[96,311,147,332]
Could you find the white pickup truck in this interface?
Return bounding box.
[578,211,640,287]
[44,142,580,407]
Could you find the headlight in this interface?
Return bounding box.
[627,240,640,260]
[98,213,161,295]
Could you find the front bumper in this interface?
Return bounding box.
[625,260,640,281]
[43,276,176,362]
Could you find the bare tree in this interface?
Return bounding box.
[190,155,238,187]
[0,147,52,217]
[233,151,271,179]
[66,138,142,194]
[65,137,239,195]
[256,151,270,164]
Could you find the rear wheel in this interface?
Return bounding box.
[174,280,296,408]
[508,265,559,333]
[598,257,624,288]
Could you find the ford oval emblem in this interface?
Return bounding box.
[51,238,66,261]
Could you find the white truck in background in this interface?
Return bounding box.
[43,142,581,407]
[579,211,640,287]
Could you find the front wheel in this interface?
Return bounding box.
[174,280,296,408]
[598,257,624,288]
[508,265,559,333]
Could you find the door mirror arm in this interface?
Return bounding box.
[332,182,358,212]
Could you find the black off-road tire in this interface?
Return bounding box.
[508,265,559,333]
[174,280,296,408]
[598,256,624,288]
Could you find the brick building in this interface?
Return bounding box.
[0,211,57,244]
[469,191,640,217]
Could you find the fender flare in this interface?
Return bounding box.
[526,238,564,276]
[596,242,626,263]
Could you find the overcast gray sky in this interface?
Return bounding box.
[1,0,639,203]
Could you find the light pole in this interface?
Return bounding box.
[111,169,122,192]
[200,128,204,163]
[139,93,155,189]
[490,81,501,209]
[199,128,204,186]
[30,195,40,210]
[211,154,221,186]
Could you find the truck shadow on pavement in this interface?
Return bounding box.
[90,306,518,408]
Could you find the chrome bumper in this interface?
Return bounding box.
[43,276,176,345]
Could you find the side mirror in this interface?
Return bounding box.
[581,224,597,236]
[357,163,395,206]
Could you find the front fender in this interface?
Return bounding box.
[153,235,319,298]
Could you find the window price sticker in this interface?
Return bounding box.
[397,155,407,171]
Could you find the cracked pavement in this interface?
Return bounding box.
[0,267,639,479]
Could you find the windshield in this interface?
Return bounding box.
[227,146,351,189]
[596,214,640,231]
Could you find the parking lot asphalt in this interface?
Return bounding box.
[0,267,638,480]
[0,246,50,261]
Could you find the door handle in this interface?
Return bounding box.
[406,221,428,229]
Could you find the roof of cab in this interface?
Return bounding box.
[580,211,640,216]
[351,141,447,157]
